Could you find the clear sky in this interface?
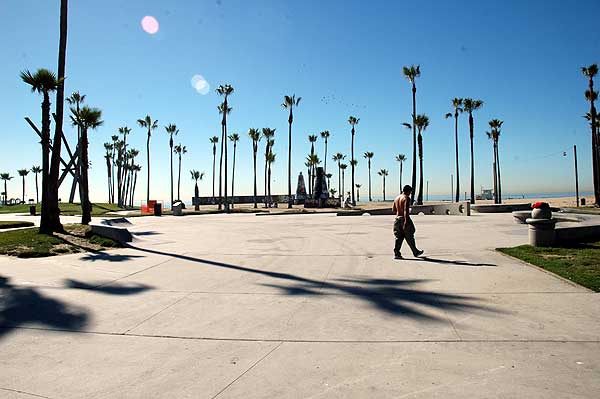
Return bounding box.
[1,0,600,203]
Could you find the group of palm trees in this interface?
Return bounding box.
[0,167,42,206]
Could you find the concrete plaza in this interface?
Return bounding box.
[1,212,599,398]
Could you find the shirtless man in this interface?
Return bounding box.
[392,185,424,259]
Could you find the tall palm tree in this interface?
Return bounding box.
[137,115,158,205]
[31,166,42,204]
[217,84,234,211]
[403,65,421,204]
[116,126,132,207]
[262,128,276,206]
[17,169,29,203]
[190,170,205,211]
[355,184,362,202]
[70,106,103,225]
[348,116,359,205]
[103,143,113,203]
[248,128,261,208]
[229,133,240,208]
[0,174,13,205]
[582,64,600,205]
[363,151,374,201]
[266,151,276,205]
[395,154,407,193]
[340,163,348,198]
[378,169,389,201]
[305,160,312,196]
[415,114,430,205]
[130,164,142,207]
[462,98,484,204]
[173,144,187,202]
[308,154,322,196]
[308,134,318,191]
[110,134,119,203]
[445,98,463,202]
[333,153,346,200]
[320,130,330,175]
[20,68,63,233]
[209,136,219,203]
[66,91,85,204]
[325,173,332,192]
[283,95,301,208]
[217,102,232,210]
[488,119,504,204]
[164,124,178,207]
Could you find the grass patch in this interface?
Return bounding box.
[0,202,138,216]
[498,243,600,292]
[0,224,121,258]
[0,220,35,229]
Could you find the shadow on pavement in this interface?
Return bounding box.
[128,246,501,322]
[80,252,144,262]
[415,257,496,267]
[0,276,88,339]
[65,279,153,295]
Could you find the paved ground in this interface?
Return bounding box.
[1,212,599,398]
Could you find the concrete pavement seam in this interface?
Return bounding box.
[122,292,194,334]
[210,342,284,399]
[0,387,54,399]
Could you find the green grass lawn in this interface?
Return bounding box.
[0,224,121,258]
[0,202,137,216]
[0,220,35,229]
[498,243,600,292]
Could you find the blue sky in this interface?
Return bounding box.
[1,0,599,203]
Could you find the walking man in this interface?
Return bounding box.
[392,185,424,259]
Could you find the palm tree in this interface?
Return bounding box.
[308,154,322,196]
[116,126,132,207]
[248,128,261,208]
[262,128,276,206]
[173,144,187,202]
[582,64,600,205]
[332,153,346,200]
[164,124,178,207]
[308,134,318,191]
[395,154,407,193]
[130,164,142,207]
[414,114,430,205]
[320,130,330,175]
[403,65,421,204]
[70,106,103,225]
[329,188,337,198]
[266,151,276,205]
[348,116,359,205]
[363,151,374,201]
[110,134,119,203]
[304,160,312,195]
[190,170,205,211]
[340,163,348,198]
[0,174,13,205]
[488,119,504,204]
[31,166,42,204]
[137,115,158,205]
[209,136,219,203]
[17,169,29,203]
[217,102,232,210]
[103,143,113,203]
[445,98,463,202]
[283,95,301,208]
[462,98,484,204]
[217,84,234,211]
[378,169,389,201]
[66,91,85,204]
[325,173,332,192]
[355,184,362,202]
[229,133,240,208]
[20,68,63,233]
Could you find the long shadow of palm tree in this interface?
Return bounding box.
[127,246,501,322]
[64,279,152,295]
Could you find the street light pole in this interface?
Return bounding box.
[574,144,580,207]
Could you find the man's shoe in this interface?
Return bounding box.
[414,250,424,257]
[394,254,403,260]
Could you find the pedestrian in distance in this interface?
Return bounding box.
[392,185,424,259]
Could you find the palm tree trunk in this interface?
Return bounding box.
[194,181,200,211]
[268,162,272,205]
[324,139,328,176]
[368,161,372,201]
[219,130,224,210]
[22,177,25,203]
[496,141,502,204]
[39,93,52,233]
[253,146,257,208]
[224,103,229,212]
[46,0,68,233]
[400,162,403,192]
[454,113,460,203]
[106,158,111,203]
[589,78,600,205]
[341,170,345,199]
[383,176,386,201]
[469,113,475,204]
[177,155,182,201]
[492,143,498,203]
[411,83,417,204]
[351,131,355,205]
[111,151,115,204]
[81,129,91,225]
[35,174,39,204]
[132,172,138,207]
[287,115,292,208]
[146,131,151,204]
[169,137,174,207]
[4,181,7,205]
[417,134,424,205]
[337,163,341,200]
[212,147,216,202]
[231,143,236,209]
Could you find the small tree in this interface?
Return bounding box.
[378,169,389,201]
[17,169,30,203]
[1,173,14,205]
[31,166,42,203]
[190,170,205,211]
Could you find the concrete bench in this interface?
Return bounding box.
[90,223,133,243]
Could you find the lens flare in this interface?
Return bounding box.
[191,75,210,95]
[141,16,159,34]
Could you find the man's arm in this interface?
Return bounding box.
[403,197,410,226]
[392,198,397,214]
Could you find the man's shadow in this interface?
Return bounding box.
[415,256,496,267]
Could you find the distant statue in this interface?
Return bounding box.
[313,167,329,200]
[296,172,307,201]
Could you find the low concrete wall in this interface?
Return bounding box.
[556,225,600,243]
[472,203,532,213]
[337,202,470,216]
[90,223,133,243]
[193,195,292,206]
